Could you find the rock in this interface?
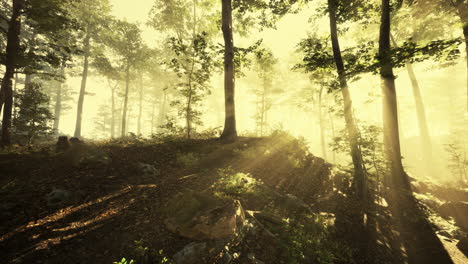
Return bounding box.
[173,242,207,264]
[278,194,311,213]
[438,230,453,238]
[411,180,468,202]
[456,235,468,256]
[56,136,70,152]
[439,202,468,231]
[81,147,111,166]
[165,191,245,240]
[137,162,158,177]
[47,189,71,207]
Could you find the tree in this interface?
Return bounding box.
[327,0,367,201]
[252,47,278,136]
[13,82,53,145]
[105,20,146,137]
[378,0,410,191]
[168,33,216,138]
[220,0,237,140]
[0,0,23,146]
[72,0,112,138]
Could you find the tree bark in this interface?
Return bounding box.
[12,73,19,121]
[220,0,237,141]
[455,1,468,113]
[318,86,327,160]
[328,0,366,200]
[1,0,23,146]
[53,67,65,135]
[137,73,143,135]
[109,80,116,138]
[379,0,410,191]
[329,109,337,163]
[121,63,130,137]
[74,34,91,138]
[157,88,167,129]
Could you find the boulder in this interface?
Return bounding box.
[439,202,468,231]
[456,235,468,257]
[165,191,246,240]
[173,242,207,264]
[137,162,159,177]
[47,189,71,207]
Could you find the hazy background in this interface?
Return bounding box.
[56,0,466,181]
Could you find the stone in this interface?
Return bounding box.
[137,162,159,177]
[456,235,468,256]
[165,191,245,240]
[47,189,71,207]
[173,242,207,264]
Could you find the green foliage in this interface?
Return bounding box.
[13,82,53,145]
[271,214,353,264]
[213,170,263,197]
[176,152,200,168]
[295,34,461,82]
[168,32,217,137]
[113,258,134,264]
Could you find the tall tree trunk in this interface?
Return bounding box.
[455,2,468,113]
[53,67,65,135]
[137,74,143,135]
[328,0,366,200]
[329,109,337,163]
[220,0,237,141]
[260,75,266,136]
[379,0,410,191]
[158,89,168,128]
[406,63,434,176]
[110,81,116,138]
[1,0,23,146]
[151,101,156,135]
[121,63,130,137]
[318,86,328,160]
[74,34,91,138]
[12,73,19,121]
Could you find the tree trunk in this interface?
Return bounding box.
[318,86,328,160]
[151,101,156,135]
[1,0,23,146]
[74,34,91,138]
[329,109,337,163]
[328,0,366,200]
[53,67,65,135]
[406,63,434,177]
[220,0,237,141]
[137,74,143,135]
[110,82,116,138]
[121,63,130,137]
[260,75,266,136]
[12,73,19,121]
[379,0,410,191]
[455,2,468,113]
[158,89,168,129]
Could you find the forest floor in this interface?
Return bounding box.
[0,133,467,264]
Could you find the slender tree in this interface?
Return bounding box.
[328,0,367,200]
[378,0,410,190]
[72,0,112,138]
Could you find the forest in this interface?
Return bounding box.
[0,0,467,263]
